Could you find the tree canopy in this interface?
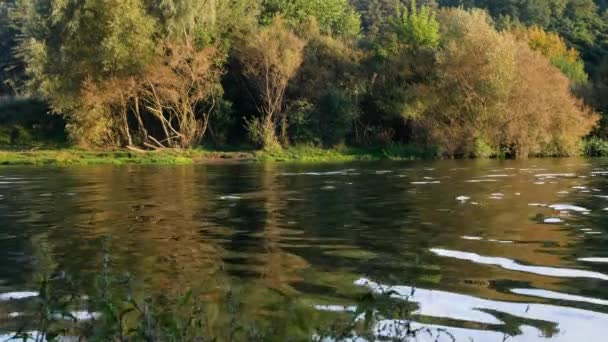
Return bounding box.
[0,0,604,157]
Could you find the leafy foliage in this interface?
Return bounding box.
[0,0,603,158]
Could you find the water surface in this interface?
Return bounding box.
[1,158,608,340]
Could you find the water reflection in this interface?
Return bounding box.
[430,248,608,280]
[0,159,608,339]
[318,278,608,341]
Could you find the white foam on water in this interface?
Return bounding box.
[321,185,336,190]
[411,181,441,185]
[511,288,608,306]
[534,182,546,185]
[429,248,608,280]
[0,291,38,301]
[456,196,470,202]
[465,179,497,183]
[544,218,564,224]
[51,311,101,321]
[558,191,570,194]
[219,195,241,200]
[535,173,576,178]
[579,258,608,263]
[281,170,350,176]
[314,305,356,312]
[591,171,608,175]
[482,174,511,178]
[461,236,483,241]
[528,203,548,207]
[549,204,590,213]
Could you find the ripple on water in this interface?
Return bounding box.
[548,204,590,213]
[410,181,441,185]
[579,258,608,263]
[429,248,608,280]
[511,288,608,306]
[0,291,38,301]
[316,278,608,341]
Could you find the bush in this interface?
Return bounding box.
[582,137,608,157]
[0,97,67,147]
[286,100,319,145]
[317,90,357,147]
[381,143,441,160]
[473,138,497,158]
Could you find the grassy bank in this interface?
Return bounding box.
[0,144,437,166]
[0,138,606,166]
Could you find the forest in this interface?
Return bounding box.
[0,0,607,158]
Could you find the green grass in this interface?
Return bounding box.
[582,137,608,157]
[254,144,433,162]
[0,143,434,166]
[0,150,203,166]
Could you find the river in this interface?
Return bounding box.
[1,158,608,341]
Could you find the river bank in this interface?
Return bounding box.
[1,138,607,166]
[0,145,434,166]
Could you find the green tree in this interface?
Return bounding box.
[262,0,361,40]
[14,0,156,145]
[0,0,21,95]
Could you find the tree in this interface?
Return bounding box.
[505,40,598,157]
[289,23,365,146]
[137,41,225,148]
[14,0,156,113]
[236,17,305,149]
[513,25,588,85]
[409,8,598,157]
[0,0,21,95]
[357,0,440,144]
[262,0,361,40]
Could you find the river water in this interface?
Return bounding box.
[1,158,608,341]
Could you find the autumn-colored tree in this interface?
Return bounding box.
[504,40,597,157]
[512,25,588,86]
[237,17,305,149]
[139,40,224,148]
[81,40,224,149]
[411,8,597,157]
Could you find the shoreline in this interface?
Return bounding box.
[0,146,604,166]
[0,147,412,166]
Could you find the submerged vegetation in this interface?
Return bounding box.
[5,249,438,342]
[0,0,607,159]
